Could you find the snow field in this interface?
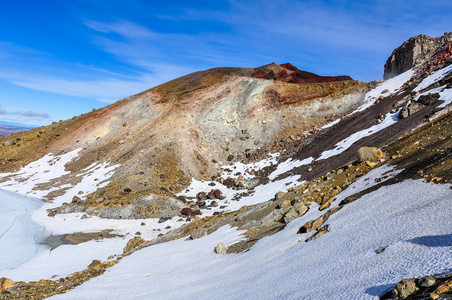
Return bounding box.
[50,178,452,300]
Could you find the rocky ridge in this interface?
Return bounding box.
[384,32,452,79]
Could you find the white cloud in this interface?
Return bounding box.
[84,19,156,39]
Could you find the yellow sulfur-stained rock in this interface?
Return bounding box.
[0,277,16,292]
[358,147,383,163]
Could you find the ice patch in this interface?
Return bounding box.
[220,153,279,179]
[0,190,45,273]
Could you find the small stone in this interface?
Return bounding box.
[275,192,285,200]
[123,236,146,253]
[0,277,16,292]
[87,260,103,271]
[196,192,206,200]
[376,246,387,254]
[275,215,284,222]
[215,242,227,254]
[191,209,201,216]
[319,197,334,211]
[284,208,299,223]
[418,276,436,287]
[81,214,89,219]
[210,201,219,207]
[158,217,170,223]
[124,188,132,193]
[358,147,383,163]
[435,279,452,294]
[213,189,222,199]
[196,200,206,208]
[2,139,16,147]
[294,202,308,216]
[305,225,329,242]
[72,196,82,204]
[135,231,141,235]
[227,155,234,161]
[141,222,146,226]
[394,278,419,298]
[181,207,193,216]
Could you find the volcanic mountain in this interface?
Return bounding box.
[0,33,452,299]
[0,63,367,219]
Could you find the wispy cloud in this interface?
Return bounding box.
[84,19,156,39]
[0,109,50,118]
[8,62,193,104]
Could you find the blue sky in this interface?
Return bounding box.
[0,0,451,126]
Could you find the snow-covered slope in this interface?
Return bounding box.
[50,178,452,300]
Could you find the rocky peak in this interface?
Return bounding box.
[383,32,452,80]
[250,62,353,84]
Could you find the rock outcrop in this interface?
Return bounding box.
[384,32,452,79]
[251,62,352,83]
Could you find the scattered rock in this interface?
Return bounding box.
[0,277,16,292]
[357,147,383,163]
[294,202,309,216]
[158,216,170,223]
[213,189,223,199]
[305,225,329,242]
[71,196,82,204]
[215,242,227,254]
[196,192,206,200]
[398,102,424,119]
[376,246,388,254]
[275,192,286,200]
[435,279,452,295]
[123,236,146,253]
[181,207,193,216]
[284,208,299,223]
[394,278,419,299]
[418,275,436,287]
[3,139,16,147]
[87,260,103,272]
[298,207,341,234]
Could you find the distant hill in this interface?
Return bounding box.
[0,125,33,137]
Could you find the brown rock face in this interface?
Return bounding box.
[384,32,452,79]
[251,62,353,83]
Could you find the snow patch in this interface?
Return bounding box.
[317,110,400,160]
[268,157,313,180]
[354,69,414,113]
[414,64,452,92]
